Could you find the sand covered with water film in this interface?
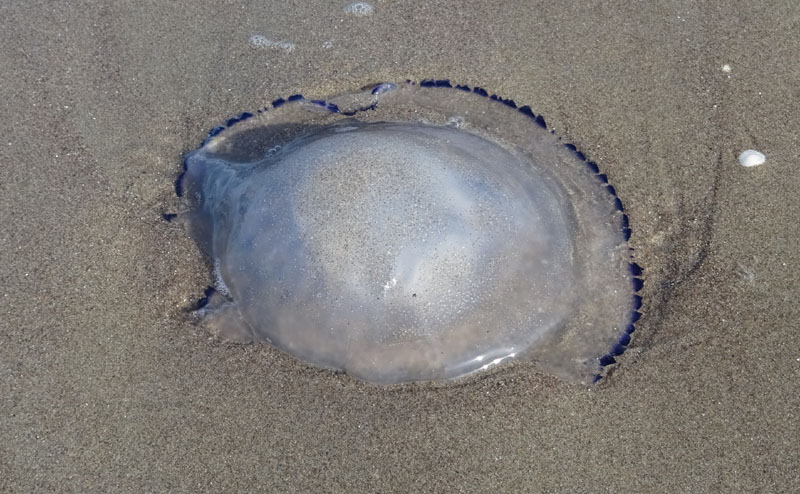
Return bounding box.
[1,1,798,492]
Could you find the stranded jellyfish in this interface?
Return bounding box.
[174,80,643,384]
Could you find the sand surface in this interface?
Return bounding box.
[1,1,798,492]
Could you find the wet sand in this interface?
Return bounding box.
[1,1,798,492]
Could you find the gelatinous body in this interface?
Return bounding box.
[177,81,642,384]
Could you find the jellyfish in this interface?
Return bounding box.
[173,80,643,384]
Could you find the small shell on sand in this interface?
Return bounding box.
[248,35,295,53]
[738,149,766,167]
[343,2,373,16]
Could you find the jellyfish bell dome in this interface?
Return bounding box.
[177,81,641,384]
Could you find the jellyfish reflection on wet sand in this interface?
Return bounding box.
[175,80,643,385]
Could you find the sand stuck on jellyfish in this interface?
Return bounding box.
[172,80,643,385]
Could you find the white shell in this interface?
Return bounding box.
[738,149,765,167]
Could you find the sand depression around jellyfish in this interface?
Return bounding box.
[172,80,643,385]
